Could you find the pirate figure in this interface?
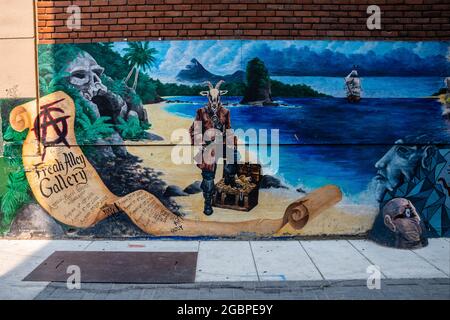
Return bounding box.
[189,80,239,216]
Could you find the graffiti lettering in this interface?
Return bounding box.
[39,168,87,198]
[33,98,71,160]
[35,152,88,198]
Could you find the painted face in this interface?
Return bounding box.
[200,81,228,109]
[65,51,107,101]
[383,198,423,245]
[205,88,221,108]
[374,140,423,202]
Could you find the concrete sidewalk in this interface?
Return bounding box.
[0,239,448,299]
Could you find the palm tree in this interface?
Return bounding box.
[123,42,157,90]
[101,42,114,49]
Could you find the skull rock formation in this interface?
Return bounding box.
[64,51,153,134]
[66,51,107,102]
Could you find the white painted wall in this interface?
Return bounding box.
[0,0,38,155]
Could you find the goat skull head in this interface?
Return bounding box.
[65,51,107,101]
[200,80,228,109]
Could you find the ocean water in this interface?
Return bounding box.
[163,96,450,201]
[271,76,445,98]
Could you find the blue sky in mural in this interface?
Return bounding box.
[112,40,449,82]
[108,40,450,197]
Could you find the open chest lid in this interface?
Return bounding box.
[236,163,262,185]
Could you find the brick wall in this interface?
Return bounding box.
[37,0,450,43]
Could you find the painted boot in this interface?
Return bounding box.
[201,178,215,216]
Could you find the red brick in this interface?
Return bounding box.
[243,30,262,36]
[173,17,192,23]
[110,25,128,31]
[37,0,450,43]
[46,20,64,27]
[52,32,69,39]
[136,18,154,24]
[160,30,178,36]
[202,23,219,29]
[136,5,154,11]
[109,12,128,18]
[132,30,151,37]
[99,19,118,25]
[118,18,135,24]
[192,17,209,23]
[155,17,172,24]
[188,29,206,36]
[201,11,220,17]
[91,25,108,31]
[105,31,124,37]
[92,13,110,19]
[128,24,147,30]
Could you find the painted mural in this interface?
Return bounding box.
[0,40,449,246]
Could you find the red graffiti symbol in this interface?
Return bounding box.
[32,98,71,160]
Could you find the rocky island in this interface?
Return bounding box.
[240,58,276,106]
[174,57,327,102]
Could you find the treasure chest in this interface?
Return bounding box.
[212,163,262,212]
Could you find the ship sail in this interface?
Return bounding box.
[345,69,362,102]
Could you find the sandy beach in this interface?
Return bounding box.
[127,102,378,236]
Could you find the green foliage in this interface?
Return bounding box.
[77,113,115,144]
[3,125,27,142]
[155,80,201,96]
[101,75,127,97]
[246,57,270,90]
[38,62,114,145]
[38,44,82,78]
[135,75,158,103]
[241,57,327,100]
[0,141,30,230]
[0,45,114,229]
[0,157,28,230]
[124,42,158,72]
[116,116,150,141]
[1,170,30,226]
[222,81,246,96]
[271,80,328,98]
[77,43,129,80]
[124,42,158,90]
[0,98,31,230]
[3,144,23,165]
[241,57,272,103]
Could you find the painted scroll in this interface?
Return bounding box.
[283,185,343,230]
[10,91,341,236]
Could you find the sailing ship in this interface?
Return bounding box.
[345,68,362,103]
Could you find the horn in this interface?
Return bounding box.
[215,80,225,89]
[204,81,213,89]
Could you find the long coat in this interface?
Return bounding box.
[189,105,231,172]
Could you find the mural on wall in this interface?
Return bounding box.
[0,40,449,245]
[9,91,343,236]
